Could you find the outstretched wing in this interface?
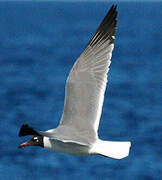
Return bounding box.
[57,5,117,144]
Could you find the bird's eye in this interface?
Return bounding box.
[33,137,39,142]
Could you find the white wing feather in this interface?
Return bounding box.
[41,6,118,145]
[58,6,117,144]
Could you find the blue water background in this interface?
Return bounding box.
[0,1,161,180]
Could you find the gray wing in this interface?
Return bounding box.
[57,5,118,144]
[41,5,118,145]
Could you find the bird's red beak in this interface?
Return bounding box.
[18,141,30,149]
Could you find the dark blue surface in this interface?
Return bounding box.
[0,1,161,180]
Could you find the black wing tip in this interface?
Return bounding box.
[101,4,118,36]
[18,124,39,137]
[112,4,117,9]
[110,4,117,12]
[88,4,118,47]
[107,4,118,22]
[110,4,118,38]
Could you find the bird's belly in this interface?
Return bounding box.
[44,137,91,156]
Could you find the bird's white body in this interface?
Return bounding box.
[44,137,91,156]
[44,137,131,159]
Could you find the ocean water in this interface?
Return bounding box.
[0,1,161,180]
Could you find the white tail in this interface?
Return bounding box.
[91,139,131,159]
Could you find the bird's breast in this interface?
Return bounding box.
[43,137,91,156]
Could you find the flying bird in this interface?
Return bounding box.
[18,5,131,159]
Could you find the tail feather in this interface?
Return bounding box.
[92,140,131,159]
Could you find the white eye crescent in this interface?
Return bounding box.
[34,137,39,142]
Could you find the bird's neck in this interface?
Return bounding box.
[43,137,53,150]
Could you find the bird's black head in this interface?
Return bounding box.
[18,124,44,149]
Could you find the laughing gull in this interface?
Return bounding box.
[18,5,131,159]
